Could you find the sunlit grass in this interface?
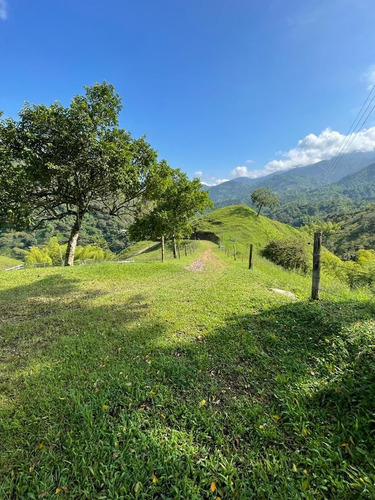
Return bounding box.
[1,214,375,498]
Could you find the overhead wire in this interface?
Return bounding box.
[319,82,375,186]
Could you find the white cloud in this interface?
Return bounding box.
[198,175,229,186]
[245,159,254,164]
[202,177,229,186]
[231,166,256,178]
[194,171,203,178]
[0,0,7,20]
[231,127,375,179]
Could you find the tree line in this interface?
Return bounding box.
[0,82,212,265]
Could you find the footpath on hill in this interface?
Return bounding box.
[184,246,225,272]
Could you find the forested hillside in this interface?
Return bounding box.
[207,152,375,204]
[0,212,130,260]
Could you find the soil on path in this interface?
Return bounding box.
[184,247,224,272]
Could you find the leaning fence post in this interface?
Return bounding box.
[249,243,253,270]
[311,231,322,300]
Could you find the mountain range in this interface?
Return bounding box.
[204,151,375,257]
[207,152,375,204]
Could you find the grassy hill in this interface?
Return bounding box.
[0,256,22,270]
[1,209,375,498]
[196,205,307,250]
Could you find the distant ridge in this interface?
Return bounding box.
[207,152,375,204]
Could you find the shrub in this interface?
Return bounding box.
[24,247,52,266]
[263,238,308,273]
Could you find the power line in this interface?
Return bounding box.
[319,83,375,186]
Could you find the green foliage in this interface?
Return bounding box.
[320,204,375,259]
[0,82,168,265]
[0,211,130,258]
[75,244,111,262]
[251,188,279,216]
[301,220,341,239]
[24,247,52,266]
[263,239,309,272]
[23,238,112,266]
[356,249,375,265]
[129,167,213,243]
[46,237,65,266]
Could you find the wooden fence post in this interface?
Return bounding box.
[161,235,165,263]
[311,231,322,300]
[249,244,253,270]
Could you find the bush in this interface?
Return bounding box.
[24,247,52,266]
[263,238,308,273]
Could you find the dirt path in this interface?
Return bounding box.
[184,247,224,272]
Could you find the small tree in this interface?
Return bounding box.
[0,83,167,265]
[129,169,212,261]
[251,188,279,216]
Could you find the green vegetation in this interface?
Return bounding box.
[0,212,130,260]
[251,187,279,216]
[0,255,21,270]
[130,168,212,260]
[1,206,374,498]
[195,205,308,259]
[117,241,158,260]
[262,238,308,273]
[206,154,375,258]
[321,204,375,258]
[22,238,114,266]
[0,82,170,265]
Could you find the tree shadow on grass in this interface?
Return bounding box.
[1,291,375,499]
[0,275,154,409]
[155,298,375,498]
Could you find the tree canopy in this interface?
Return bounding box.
[0,82,168,265]
[251,187,279,216]
[129,168,212,260]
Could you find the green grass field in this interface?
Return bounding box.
[1,208,375,499]
[0,256,23,271]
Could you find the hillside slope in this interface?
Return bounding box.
[1,211,374,498]
[323,204,375,257]
[196,205,310,254]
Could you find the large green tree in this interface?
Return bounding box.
[0,83,167,265]
[251,187,279,216]
[129,169,212,261]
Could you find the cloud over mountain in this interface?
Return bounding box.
[232,127,375,179]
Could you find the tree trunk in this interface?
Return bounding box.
[161,235,165,263]
[257,204,263,216]
[65,215,83,266]
[173,237,177,259]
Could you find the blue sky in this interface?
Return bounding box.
[1,0,375,184]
